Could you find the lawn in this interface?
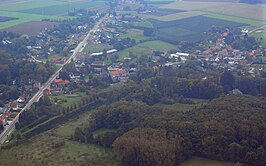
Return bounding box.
[120,29,150,42]
[138,40,176,50]
[118,40,175,60]
[83,43,113,53]
[50,93,86,109]
[179,157,231,166]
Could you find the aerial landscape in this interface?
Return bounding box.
[0,0,265,165]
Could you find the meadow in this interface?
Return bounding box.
[117,40,176,59]
[0,112,118,166]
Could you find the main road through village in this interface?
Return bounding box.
[0,16,107,144]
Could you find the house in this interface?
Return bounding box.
[43,88,51,95]
[10,101,18,111]
[0,114,6,127]
[17,96,25,103]
[110,70,128,82]
[51,56,66,64]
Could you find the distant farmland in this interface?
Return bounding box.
[0,0,106,30]
[149,15,247,43]
[20,1,106,15]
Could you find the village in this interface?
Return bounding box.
[0,9,266,134]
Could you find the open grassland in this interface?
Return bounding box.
[118,40,175,59]
[120,29,151,42]
[0,111,118,166]
[179,157,231,166]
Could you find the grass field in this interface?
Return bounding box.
[0,116,118,166]
[120,29,151,42]
[83,43,113,53]
[156,11,204,21]
[50,93,86,109]
[179,157,231,166]
[118,40,175,59]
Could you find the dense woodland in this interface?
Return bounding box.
[71,65,266,166]
[75,95,266,166]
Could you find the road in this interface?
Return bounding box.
[0,16,106,144]
[248,24,266,34]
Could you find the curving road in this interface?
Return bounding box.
[0,16,106,144]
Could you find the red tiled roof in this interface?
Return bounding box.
[111,70,126,75]
[54,79,70,84]
[10,102,18,109]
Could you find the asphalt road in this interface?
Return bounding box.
[0,16,106,144]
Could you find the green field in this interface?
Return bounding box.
[180,157,231,166]
[50,93,86,109]
[83,43,113,53]
[205,12,265,27]
[0,110,118,166]
[118,40,175,59]
[20,1,106,15]
[0,0,106,29]
[120,29,151,42]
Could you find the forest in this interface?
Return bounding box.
[71,65,266,166]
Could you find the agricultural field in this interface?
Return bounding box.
[7,21,59,35]
[20,1,106,15]
[161,1,232,11]
[149,15,247,43]
[0,0,107,30]
[204,3,266,21]
[156,11,204,21]
[147,8,185,17]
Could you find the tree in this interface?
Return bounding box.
[220,71,235,93]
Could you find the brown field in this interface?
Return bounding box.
[156,11,205,21]
[161,1,233,10]
[6,21,59,35]
[205,3,266,20]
